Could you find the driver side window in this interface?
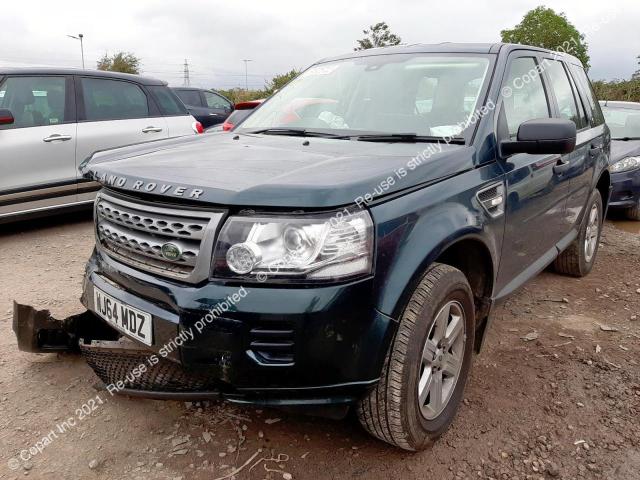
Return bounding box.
[503,57,550,137]
[204,92,231,110]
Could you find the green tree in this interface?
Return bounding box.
[354,22,402,51]
[97,52,141,74]
[216,88,265,104]
[264,69,299,95]
[633,55,640,80]
[217,69,301,103]
[501,6,590,69]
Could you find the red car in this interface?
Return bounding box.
[222,99,264,131]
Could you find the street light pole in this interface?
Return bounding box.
[242,59,252,91]
[67,33,85,69]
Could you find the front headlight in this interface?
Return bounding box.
[610,156,640,173]
[212,208,374,283]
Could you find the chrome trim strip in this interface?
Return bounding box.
[0,199,94,218]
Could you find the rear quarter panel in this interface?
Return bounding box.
[165,115,197,138]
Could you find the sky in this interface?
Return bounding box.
[0,0,638,89]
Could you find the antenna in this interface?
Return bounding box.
[183,59,190,87]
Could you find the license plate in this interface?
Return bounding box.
[93,287,153,346]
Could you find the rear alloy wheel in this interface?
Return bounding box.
[554,190,603,277]
[356,263,475,450]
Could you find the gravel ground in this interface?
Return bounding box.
[0,211,639,480]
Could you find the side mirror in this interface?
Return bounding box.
[501,118,576,156]
[0,109,14,125]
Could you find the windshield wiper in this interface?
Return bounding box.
[612,136,640,141]
[247,128,350,139]
[352,133,465,144]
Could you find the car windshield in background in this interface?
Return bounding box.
[602,105,640,140]
[239,54,492,140]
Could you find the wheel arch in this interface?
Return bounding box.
[376,230,498,353]
[433,236,496,352]
[595,169,611,215]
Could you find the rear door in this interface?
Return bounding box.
[0,75,78,216]
[495,53,573,297]
[75,76,169,167]
[564,63,608,224]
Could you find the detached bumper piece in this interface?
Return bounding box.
[12,302,118,353]
[80,337,222,399]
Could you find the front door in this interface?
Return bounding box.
[0,75,78,216]
[202,91,233,126]
[495,54,573,298]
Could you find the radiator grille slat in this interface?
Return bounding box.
[95,191,224,283]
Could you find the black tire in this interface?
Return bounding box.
[356,263,475,451]
[553,190,603,277]
[625,200,640,221]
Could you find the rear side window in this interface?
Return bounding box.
[0,76,68,129]
[149,86,188,116]
[175,89,202,107]
[502,57,550,137]
[569,65,605,127]
[82,78,149,121]
[545,60,583,129]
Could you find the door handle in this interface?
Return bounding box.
[142,126,163,133]
[43,134,72,143]
[589,144,603,155]
[553,158,571,175]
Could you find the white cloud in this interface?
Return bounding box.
[0,0,637,87]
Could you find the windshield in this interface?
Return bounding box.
[240,54,492,139]
[602,105,640,139]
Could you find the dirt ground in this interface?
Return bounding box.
[1,211,639,480]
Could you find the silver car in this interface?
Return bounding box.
[0,68,200,223]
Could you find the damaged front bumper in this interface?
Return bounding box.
[13,249,396,410]
[12,302,119,353]
[13,302,377,412]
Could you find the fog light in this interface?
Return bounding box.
[226,242,262,274]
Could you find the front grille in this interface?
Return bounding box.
[95,191,224,283]
[81,339,220,392]
[248,321,295,365]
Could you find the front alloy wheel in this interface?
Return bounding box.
[418,301,466,420]
[357,263,475,450]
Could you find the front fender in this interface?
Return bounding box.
[370,162,505,320]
